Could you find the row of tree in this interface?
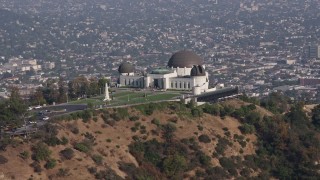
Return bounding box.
[29,77,108,105]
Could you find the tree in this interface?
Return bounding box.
[0,87,27,127]
[58,77,67,103]
[98,77,109,91]
[162,154,187,177]
[30,88,46,105]
[312,104,320,130]
[162,123,176,144]
[32,142,52,162]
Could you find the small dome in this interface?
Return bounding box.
[167,50,203,68]
[190,65,206,76]
[118,62,134,73]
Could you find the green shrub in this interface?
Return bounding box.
[30,161,42,173]
[198,153,211,166]
[131,126,138,132]
[71,127,79,134]
[45,159,57,169]
[60,148,74,160]
[91,154,103,165]
[198,134,211,143]
[74,143,90,153]
[0,155,8,164]
[151,118,161,126]
[219,157,235,170]
[32,142,51,162]
[19,151,30,160]
[191,108,203,118]
[239,123,255,134]
[197,125,204,131]
[203,103,220,116]
[45,136,61,146]
[117,108,129,119]
[56,168,70,177]
[61,136,69,145]
[215,137,232,156]
[129,116,139,121]
[93,117,98,122]
[162,154,187,177]
[81,110,93,123]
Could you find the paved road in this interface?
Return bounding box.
[2,104,88,136]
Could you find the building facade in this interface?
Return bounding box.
[117,50,215,95]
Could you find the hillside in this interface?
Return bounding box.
[1,99,320,179]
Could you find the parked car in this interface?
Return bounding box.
[42,116,49,121]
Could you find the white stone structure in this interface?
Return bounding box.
[103,83,110,101]
[118,50,213,95]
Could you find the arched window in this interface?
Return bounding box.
[184,82,186,89]
[180,82,182,88]
[171,82,173,88]
[188,83,190,89]
[175,82,177,88]
[125,79,127,85]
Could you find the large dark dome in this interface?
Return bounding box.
[167,50,203,68]
[118,62,134,73]
[190,65,206,76]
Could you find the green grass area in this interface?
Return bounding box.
[67,90,182,107]
[69,98,105,106]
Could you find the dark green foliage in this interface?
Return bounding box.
[129,115,139,121]
[205,166,229,179]
[94,168,123,180]
[81,110,93,122]
[215,137,232,156]
[19,151,30,160]
[198,152,211,166]
[116,108,129,119]
[45,159,57,169]
[32,142,51,162]
[202,103,221,116]
[260,92,289,114]
[162,154,187,177]
[45,136,61,146]
[198,134,211,143]
[191,107,203,118]
[60,148,74,160]
[0,87,27,132]
[197,125,204,131]
[239,94,260,105]
[312,104,320,130]
[219,157,235,170]
[0,155,8,164]
[221,105,235,117]
[56,168,70,177]
[130,126,138,132]
[71,127,79,134]
[0,138,12,151]
[30,161,42,173]
[88,167,97,174]
[60,136,69,145]
[151,118,161,126]
[74,142,91,153]
[135,102,167,116]
[92,154,103,165]
[161,123,176,143]
[238,123,255,134]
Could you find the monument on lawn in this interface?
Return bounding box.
[104,83,110,101]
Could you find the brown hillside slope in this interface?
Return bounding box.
[0,100,269,179]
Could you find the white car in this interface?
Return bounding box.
[42,116,49,121]
[34,105,42,109]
